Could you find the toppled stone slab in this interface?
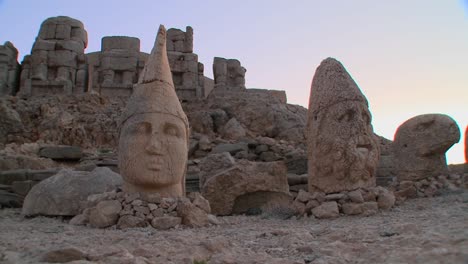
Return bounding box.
[38,145,83,160]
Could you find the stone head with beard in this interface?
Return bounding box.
[118,25,189,197]
[307,58,379,194]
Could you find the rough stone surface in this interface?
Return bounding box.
[22,167,122,216]
[311,201,339,219]
[394,114,460,182]
[307,58,379,194]
[220,117,246,140]
[198,152,236,187]
[202,160,290,215]
[118,25,189,197]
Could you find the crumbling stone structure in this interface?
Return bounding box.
[87,37,148,96]
[0,41,20,96]
[19,16,88,96]
[213,57,246,91]
[166,26,205,100]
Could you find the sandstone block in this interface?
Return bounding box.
[202,160,290,215]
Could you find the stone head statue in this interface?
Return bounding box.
[394,114,460,182]
[307,58,380,193]
[118,25,189,197]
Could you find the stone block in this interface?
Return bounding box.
[32,40,56,51]
[0,170,28,185]
[102,36,140,52]
[55,24,72,40]
[48,50,77,67]
[55,40,85,53]
[11,180,36,196]
[100,56,137,71]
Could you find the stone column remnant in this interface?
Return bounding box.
[213,57,246,91]
[19,16,88,96]
[166,26,205,100]
[393,114,460,182]
[307,58,380,194]
[119,25,189,197]
[0,41,20,96]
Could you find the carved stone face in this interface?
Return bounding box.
[308,100,379,193]
[119,112,187,195]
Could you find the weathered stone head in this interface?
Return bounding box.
[394,114,460,181]
[118,25,189,197]
[307,58,379,193]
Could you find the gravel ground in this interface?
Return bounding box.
[0,189,467,264]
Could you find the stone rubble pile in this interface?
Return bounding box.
[71,190,218,230]
[292,187,395,219]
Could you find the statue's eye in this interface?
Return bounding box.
[338,110,355,122]
[129,122,151,135]
[164,123,180,137]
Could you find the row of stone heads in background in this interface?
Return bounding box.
[0,16,247,101]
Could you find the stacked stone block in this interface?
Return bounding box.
[19,16,88,96]
[87,36,148,96]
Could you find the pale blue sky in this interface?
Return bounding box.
[1,0,467,163]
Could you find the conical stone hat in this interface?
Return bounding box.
[120,25,189,131]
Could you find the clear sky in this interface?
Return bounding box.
[1,0,467,164]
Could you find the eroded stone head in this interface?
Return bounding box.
[118,25,189,197]
[394,114,460,181]
[307,58,379,193]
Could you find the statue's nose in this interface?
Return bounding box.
[146,134,163,155]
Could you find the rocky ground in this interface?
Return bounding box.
[0,189,466,264]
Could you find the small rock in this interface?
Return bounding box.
[151,216,182,230]
[131,199,143,206]
[152,208,165,217]
[134,205,150,215]
[69,214,87,226]
[148,203,158,211]
[188,192,211,214]
[361,202,378,216]
[304,200,320,214]
[207,214,221,225]
[124,192,140,204]
[140,193,161,204]
[311,201,339,219]
[348,190,364,203]
[117,215,147,229]
[177,199,209,227]
[89,200,122,228]
[325,193,345,201]
[296,189,312,203]
[41,247,87,263]
[377,190,395,210]
[342,203,362,215]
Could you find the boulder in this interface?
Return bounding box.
[117,215,148,229]
[201,160,290,215]
[211,142,248,155]
[394,114,460,182]
[22,167,122,216]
